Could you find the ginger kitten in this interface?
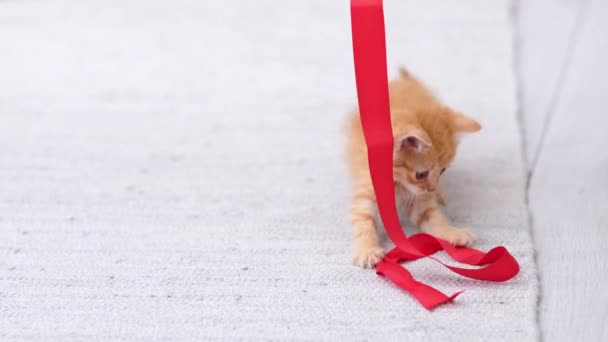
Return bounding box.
[347,67,482,268]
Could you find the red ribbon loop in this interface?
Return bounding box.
[350,0,520,310]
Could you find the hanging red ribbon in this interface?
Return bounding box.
[350,0,520,310]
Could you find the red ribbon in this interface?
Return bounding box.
[350,0,520,310]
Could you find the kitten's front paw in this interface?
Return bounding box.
[438,227,477,247]
[353,245,385,268]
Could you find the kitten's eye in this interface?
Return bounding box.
[415,171,429,180]
[440,168,447,175]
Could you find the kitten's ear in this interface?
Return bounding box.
[451,111,482,133]
[395,128,432,153]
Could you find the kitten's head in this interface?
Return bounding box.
[392,106,481,194]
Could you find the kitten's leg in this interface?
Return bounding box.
[351,184,384,268]
[412,197,476,246]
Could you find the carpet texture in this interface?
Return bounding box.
[0,0,538,340]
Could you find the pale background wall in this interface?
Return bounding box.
[517,0,608,340]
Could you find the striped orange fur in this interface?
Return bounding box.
[346,67,481,268]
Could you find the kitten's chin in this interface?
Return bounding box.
[412,188,427,196]
[408,184,433,196]
[397,181,424,195]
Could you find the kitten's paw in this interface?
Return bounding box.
[353,245,385,268]
[438,227,477,247]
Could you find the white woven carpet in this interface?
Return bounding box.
[0,0,538,340]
